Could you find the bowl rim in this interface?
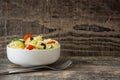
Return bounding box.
[7,45,60,51]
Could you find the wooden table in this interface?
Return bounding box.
[0,56,120,80]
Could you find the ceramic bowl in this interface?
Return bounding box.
[7,46,60,67]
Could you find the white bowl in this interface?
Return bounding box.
[7,46,60,67]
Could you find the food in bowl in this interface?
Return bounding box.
[8,34,60,50]
[7,34,60,66]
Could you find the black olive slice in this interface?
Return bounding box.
[30,37,33,40]
[41,43,46,49]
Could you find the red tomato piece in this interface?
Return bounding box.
[47,41,56,44]
[24,34,33,41]
[26,45,35,50]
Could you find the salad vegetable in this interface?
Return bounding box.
[24,34,33,41]
[8,34,60,50]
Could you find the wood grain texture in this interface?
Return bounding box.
[1,0,120,18]
[0,0,120,57]
[0,17,120,56]
[0,56,120,80]
[0,0,120,80]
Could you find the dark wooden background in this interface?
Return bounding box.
[0,0,120,80]
[0,0,120,56]
[0,0,120,57]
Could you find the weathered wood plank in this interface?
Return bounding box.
[1,0,120,18]
[0,0,120,57]
[0,56,120,80]
[0,19,5,36]
[0,17,120,56]
[0,0,120,80]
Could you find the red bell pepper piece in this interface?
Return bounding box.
[47,41,56,44]
[26,45,35,50]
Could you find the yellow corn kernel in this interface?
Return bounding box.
[18,45,24,48]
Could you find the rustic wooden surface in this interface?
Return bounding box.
[0,0,120,56]
[0,56,120,80]
[0,0,120,80]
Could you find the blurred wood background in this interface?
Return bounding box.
[0,0,120,57]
